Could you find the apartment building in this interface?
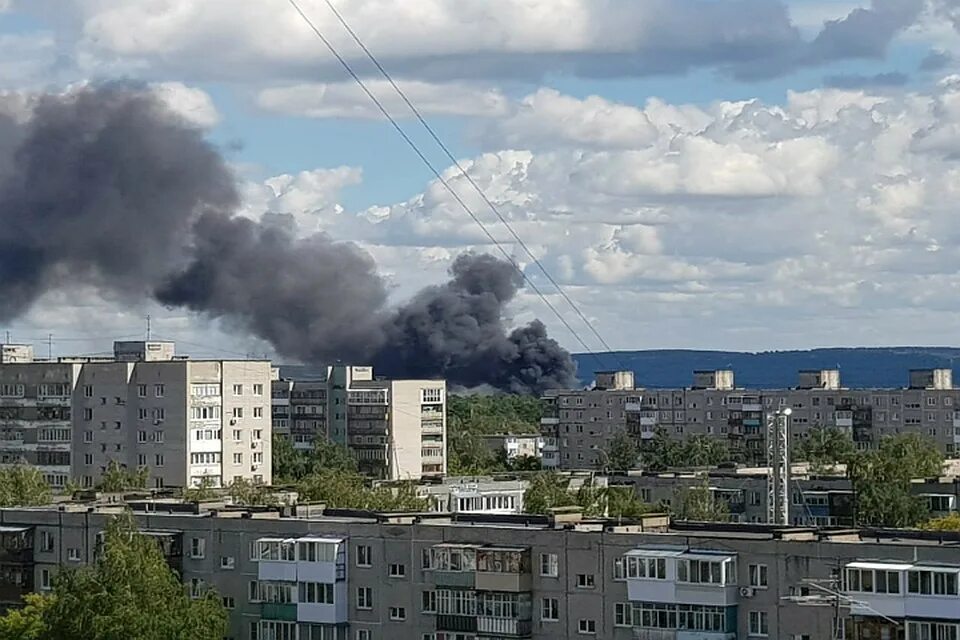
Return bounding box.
[272,365,446,481]
[480,434,543,461]
[0,340,272,489]
[543,368,960,470]
[4,498,960,639]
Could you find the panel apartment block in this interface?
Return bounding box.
[0,340,272,489]
[4,502,960,639]
[543,368,960,470]
[272,365,446,481]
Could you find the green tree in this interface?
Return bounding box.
[922,513,960,531]
[602,486,651,520]
[523,472,578,514]
[672,477,729,522]
[272,435,309,482]
[848,434,944,527]
[0,513,227,639]
[507,455,542,472]
[182,476,218,502]
[96,461,148,492]
[0,465,51,507]
[641,428,684,471]
[681,435,730,467]
[794,426,856,472]
[309,439,358,474]
[297,470,428,511]
[228,477,275,506]
[606,431,640,472]
[447,431,498,475]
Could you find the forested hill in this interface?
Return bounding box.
[573,347,960,389]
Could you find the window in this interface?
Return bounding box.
[83,408,93,421]
[233,384,243,396]
[233,429,242,441]
[422,388,443,403]
[189,578,203,598]
[190,537,206,559]
[422,548,433,569]
[84,453,93,465]
[421,590,437,613]
[677,558,732,585]
[83,385,93,398]
[908,569,958,596]
[299,582,334,604]
[389,563,406,578]
[540,552,558,577]
[356,631,371,640]
[249,580,260,602]
[749,611,769,637]
[576,574,595,588]
[137,384,147,397]
[67,547,80,561]
[155,454,164,467]
[233,453,243,464]
[154,384,165,397]
[40,569,51,590]
[620,555,668,580]
[253,407,263,418]
[356,545,372,567]
[137,454,147,466]
[541,597,559,622]
[749,564,768,588]
[40,531,55,552]
[153,430,164,443]
[847,567,901,594]
[389,607,406,621]
[253,383,264,396]
[614,602,631,627]
[578,619,596,635]
[83,430,93,443]
[232,407,243,419]
[220,556,235,570]
[222,596,235,609]
[356,587,373,610]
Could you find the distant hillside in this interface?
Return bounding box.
[572,348,960,389]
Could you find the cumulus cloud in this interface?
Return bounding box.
[256,80,508,119]
[9,0,929,83]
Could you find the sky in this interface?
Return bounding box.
[3,0,960,360]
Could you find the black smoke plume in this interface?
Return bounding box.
[0,85,576,394]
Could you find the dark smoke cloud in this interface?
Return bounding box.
[0,85,575,394]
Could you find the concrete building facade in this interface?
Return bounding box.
[0,341,272,489]
[543,369,960,470]
[272,365,446,481]
[2,500,960,639]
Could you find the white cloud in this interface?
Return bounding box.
[256,80,508,119]
[11,0,928,82]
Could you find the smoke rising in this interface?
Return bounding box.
[0,85,576,394]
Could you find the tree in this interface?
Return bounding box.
[272,435,309,482]
[848,434,944,527]
[447,431,498,475]
[182,476,218,502]
[97,461,148,492]
[922,513,960,531]
[672,477,729,522]
[507,455,542,472]
[523,472,578,514]
[641,428,684,471]
[228,477,275,506]
[794,426,855,472]
[603,486,651,520]
[681,435,730,468]
[0,465,51,507]
[0,513,227,639]
[297,469,428,511]
[606,431,639,472]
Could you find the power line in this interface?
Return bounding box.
[314,0,626,370]
[284,0,610,373]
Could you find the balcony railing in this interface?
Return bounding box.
[476,617,532,637]
[437,614,477,633]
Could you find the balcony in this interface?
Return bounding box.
[625,402,643,412]
[476,617,532,637]
[437,614,477,633]
[260,602,297,621]
[435,570,476,588]
[633,630,677,640]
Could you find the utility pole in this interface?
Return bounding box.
[47,334,53,360]
[146,315,151,341]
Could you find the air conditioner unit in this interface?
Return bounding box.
[229,419,237,425]
[739,587,755,598]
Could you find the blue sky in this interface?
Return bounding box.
[3,0,960,359]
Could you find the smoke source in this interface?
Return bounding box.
[0,85,575,394]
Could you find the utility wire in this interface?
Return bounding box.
[284,0,611,373]
[315,0,626,370]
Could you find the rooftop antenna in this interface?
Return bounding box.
[47,334,53,360]
[4,330,9,343]
[146,315,152,341]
